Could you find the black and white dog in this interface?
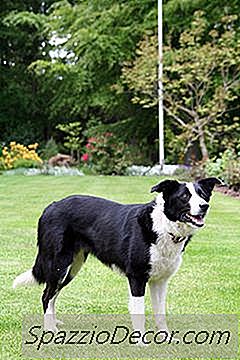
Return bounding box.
[13,177,220,336]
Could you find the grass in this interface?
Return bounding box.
[0,175,239,360]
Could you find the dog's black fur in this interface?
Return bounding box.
[33,195,157,303]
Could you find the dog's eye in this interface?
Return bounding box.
[182,193,189,200]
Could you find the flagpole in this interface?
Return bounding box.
[158,0,164,168]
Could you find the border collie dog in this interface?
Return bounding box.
[13,177,220,335]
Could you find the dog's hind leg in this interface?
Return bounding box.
[42,250,88,331]
[42,283,60,332]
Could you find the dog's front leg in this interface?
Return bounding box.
[149,279,169,332]
[128,277,146,344]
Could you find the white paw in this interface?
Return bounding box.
[44,315,58,333]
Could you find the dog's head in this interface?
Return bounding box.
[151,178,221,228]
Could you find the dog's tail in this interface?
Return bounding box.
[13,268,38,289]
[13,253,45,289]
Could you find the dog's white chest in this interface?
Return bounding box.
[149,235,184,281]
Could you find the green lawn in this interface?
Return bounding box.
[0,175,239,360]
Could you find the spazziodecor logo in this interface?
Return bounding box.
[22,314,238,358]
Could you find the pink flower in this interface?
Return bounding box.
[81,153,89,162]
[86,143,93,149]
[88,137,97,143]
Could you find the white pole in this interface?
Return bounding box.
[158,0,164,168]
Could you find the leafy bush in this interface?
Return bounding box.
[0,158,4,171]
[40,138,59,160]
[189,149,240,191]
[204,149,240,191]
[204,149,233,178]
[12,158,41,169]
[224,159,240,191]
[82,132,131,175]
[0,142,42,170]
[56,122,83,161]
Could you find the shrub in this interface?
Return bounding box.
[56,122,83,161]
[82,132,131,175]
[40,138,59,160]
[222,158,240,192]
[204,149,233,178]
[0,157,4,171]
[0,142,42,170]
[204,149,240,191]
[12,158,40,169]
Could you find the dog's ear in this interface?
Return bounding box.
[197,177,223,194]
[150,179,180,194]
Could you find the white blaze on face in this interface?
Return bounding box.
[186,183,208,215]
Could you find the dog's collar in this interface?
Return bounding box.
[168,232,186,244]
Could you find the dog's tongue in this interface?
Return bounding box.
[189,214,204,226]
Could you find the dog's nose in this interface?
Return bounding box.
[200,204,209,212]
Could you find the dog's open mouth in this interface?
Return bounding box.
[182,213,205,227]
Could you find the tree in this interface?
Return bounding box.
[1,0,240,165]
[165,12,240,160]
[121,11,240,162]
[29,0,158,161]
[0,1,58,144]
[56,122,82,161]
[163,0,240,45]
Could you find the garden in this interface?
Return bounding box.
[1,1,240,180]
[1,1,240,359]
